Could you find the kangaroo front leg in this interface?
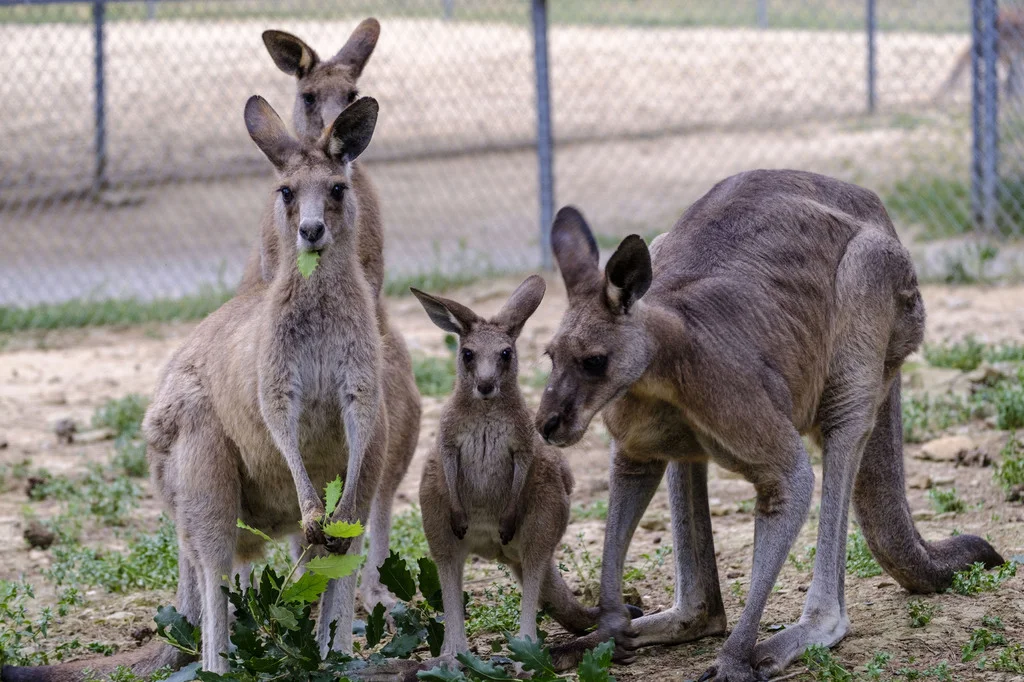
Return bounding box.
[329,371,382,553]
[315,534,366,655]
[499,445,533,544]
[633,460,727,647]
[550,446,666,670]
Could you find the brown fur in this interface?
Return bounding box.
[412,277,599,663]
[936,7,1024,101]
[239,19,422,612]
[535,170,1003,680]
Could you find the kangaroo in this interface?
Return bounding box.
[534,170,1004,681]
[239,19,422,613]
[935,6,1024,101]
[1,97,386,682]
[412,276,605,661]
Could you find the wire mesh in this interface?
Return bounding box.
[0,0,1019,327]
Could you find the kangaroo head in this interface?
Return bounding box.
[536,207,654,446]
[412,276,546,401]
[262,18,380,143]
[245,94,378,259]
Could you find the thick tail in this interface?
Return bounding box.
[542,561,598,634]
[853,380,1004,594]
[2,642,192,682]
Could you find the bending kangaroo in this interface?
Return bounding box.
[535,169,1004,681]
[935,6,1024,102]
[2,97,386,682]
[413,277,606,662]
[239,19,422,613]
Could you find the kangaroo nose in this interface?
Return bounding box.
[477,382,494,396]
[299,220,325,244]
[541,414,561,440]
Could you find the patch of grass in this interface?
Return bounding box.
[0,581,88,666]
[802,644,853,681]
[559,533,600,603]
[411,354,455,397]
[93,394,149,477]
[950,561,1017,596]
[886,174,1024,240]
[465,575,523,638]
[623,546,672,584]
[907,600,937,628]
[923,336,986,371]
[389,505,429,567]
[571,498,608,522]
[962,626,1006,662]
[383,270,483,298]
[995,434,1024,501]
[901,393,975,443]
[0,288,233,333]
[864,652,892,680]
[789,545,816,573]
[29,464,140,526]
[44,515,178,593]
[991,370,1024,430]
[846,530,882,579]
[730,580,746,607]
[520,366,550,390]
[987,643,1024,673]
[928,487,967,514]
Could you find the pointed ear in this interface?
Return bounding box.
[604,235,652,314]
[332,17,380,79]
[551,206,601,295]
[410,288,481,336]
[326,97,378,165]
[245,95,299,170]
[262,30,320,78]
[492,275,546,340]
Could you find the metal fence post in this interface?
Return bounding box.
[442,0,454,21]
[532,0,555,270]
[756,0,768,29]
[971,0,999,233]
[93,0,107,192]
[866,0,876,112]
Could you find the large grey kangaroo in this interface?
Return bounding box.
[2,97,386,681]
[239,19,423,613]
[534,170,1004,681]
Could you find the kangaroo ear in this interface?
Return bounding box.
[326,97,378,165]
[245,95,299,170]
[410,288,481,336]
[604,235,652,314]
[492,275,546,340]
[262,30,320,78]
[551,206,601,296]
[332,17,380,79]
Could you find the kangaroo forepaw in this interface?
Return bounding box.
[549,624,637,671]
[498,514,517,545]
[699,656,768,682]
[450,508,469,539]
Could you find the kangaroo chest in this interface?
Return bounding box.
[455,417,517,515]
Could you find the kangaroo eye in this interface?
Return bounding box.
[581,355,608,376]
[279,187,294,204]
[461,348,475,364]
[347,90,358,104]
[500,347,512,362]
[331,183,344,201]
[302,93,316,106]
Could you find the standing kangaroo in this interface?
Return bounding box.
[239,19,422,613]
[935,6,1024,102]
[535,170,1004,681]
[412,277,608,661]
[1,97,385,682]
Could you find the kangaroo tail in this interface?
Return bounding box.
[853,380,1004,594]
[2,642,193,682]
[542,561,599,635]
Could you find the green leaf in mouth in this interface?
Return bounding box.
[297,250,320,278]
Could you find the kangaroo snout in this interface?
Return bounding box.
[539,413,561,442]
[299,219,326,247]
[476,381,496,398]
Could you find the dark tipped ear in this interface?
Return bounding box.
[332,17,380,79]
[262,30,320,78]
[410,288,481,336]
[604,235,652,314]
[326,97,378,164]
[551,206,601,295]
[245,95,299,170]
[492,275,546,340]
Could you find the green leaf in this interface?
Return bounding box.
[379,550,417,602]
[281,572,330,604]
[306,554,365,580]
[324,520,364,539]
[507,636,559,680]
[418,557,443,612]
[236,518,273,543]
[417,664,468,681]
[324,476,343,517]
[154,604,200,656]
[298,251,321,278]
[380,632,420,659]
[578,639,616,682]
[366,602,386,649]
[269,604,299,631]
[426,617,445,657]
[456,652,516,681]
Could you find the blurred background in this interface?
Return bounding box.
[2,0,1024,325]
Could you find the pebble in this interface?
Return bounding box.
[73,427,116,444]
[917,435,976,462]
[102,611,135,624]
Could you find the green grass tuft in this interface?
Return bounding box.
[846,530,882,579]
[907,599,937,628]
[928,487,967,514]
[950,561,1017,596]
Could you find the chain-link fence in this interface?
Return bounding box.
[0,0,1021,322]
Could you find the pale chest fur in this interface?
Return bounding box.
[453,415,518,517]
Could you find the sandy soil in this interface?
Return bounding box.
[1,277,1023,680]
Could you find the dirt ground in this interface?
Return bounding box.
[1,277,1023,681]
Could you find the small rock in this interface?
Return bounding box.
[640,516,667,532]
[710,504,733,517]
[23,520,55,549]
[912,510,935,521]
[797,585,808,592]
[131,627,154,646]
[102,611,135,624]
[653,536,662,544]
[42,391,68,406]
[52,418,76,444]
[918,435,976,462]
[25,475,47,498]
[904,367,961,393]
[876,581,895,589]
[0,435,7,450]
[956,448,992,468]
[908,474,933,490]
[28,549,50,563]
[726,570,744,579]
[931,474,956,487]
[73,428,116,444]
